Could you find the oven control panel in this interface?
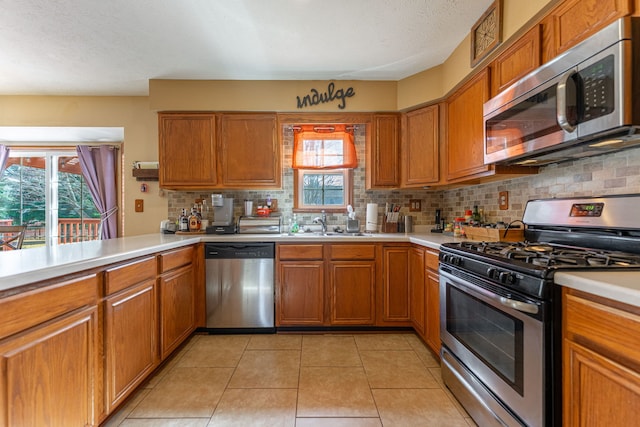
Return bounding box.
[486,267,516,284]
[439,251,548,299]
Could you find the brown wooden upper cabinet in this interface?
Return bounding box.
[158,112,281,190]
[543,0,631,62]
[366,113,400,189]
[219,113,281,188]
[446,69,491,182]
[158,112,217,190]
[490,25,542,97]
[401,105,440,187]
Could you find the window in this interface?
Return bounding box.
[0,150,100,247]
[292,125,357,212]
[295,168,352,211]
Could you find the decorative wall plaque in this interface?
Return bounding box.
[470,0,502,67]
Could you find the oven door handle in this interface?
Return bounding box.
[499,297,539,314]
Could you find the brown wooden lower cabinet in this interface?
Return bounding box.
[277,261,325,325]
[424,249,441,355]
[0,305,99,427]
[159,263,196,359]
[158,247,197,360]
[104,279,158,412]
[329,260,376,325]
[379,245,411,325]
[563,287,640,426]
[409,246,426,336]
[276,244,325,326]
[104,256,158,413]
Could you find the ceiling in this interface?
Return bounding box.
[0,0,495,96]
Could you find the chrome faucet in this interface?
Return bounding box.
[313,210,327,234]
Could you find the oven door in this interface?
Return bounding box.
[439,267,547,427]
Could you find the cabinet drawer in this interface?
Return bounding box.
[0,273,98,340]
[564,289,640,367]
[159,246,194,273]
[278,244,323,260]
[426,250,439,271]
[330,244,376,260]
[105,256,157,295]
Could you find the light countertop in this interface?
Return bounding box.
[2,231,639,308]
[555,271,640,307]
[0,231,463,292]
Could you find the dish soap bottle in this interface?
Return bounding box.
[290,214,299,234]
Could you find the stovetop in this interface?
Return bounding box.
[439,240,640,300]
[453,240,640,269]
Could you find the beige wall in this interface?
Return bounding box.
[149,80,398,112]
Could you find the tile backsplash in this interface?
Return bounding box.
[167,123,640,230]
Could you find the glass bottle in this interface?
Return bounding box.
[188,207,201,232]
[179,208,189,232]
[472,205,482,224]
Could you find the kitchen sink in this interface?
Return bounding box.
[285,231,370,237]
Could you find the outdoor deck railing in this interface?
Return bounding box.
[0,218,101,247]
[57,218,101,243]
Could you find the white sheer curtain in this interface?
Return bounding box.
[0,144,9,176]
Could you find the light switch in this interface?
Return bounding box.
[135,199,144,212]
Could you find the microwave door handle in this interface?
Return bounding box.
[557,69,577,132]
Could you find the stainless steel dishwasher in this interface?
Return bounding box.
[205,242,275,333]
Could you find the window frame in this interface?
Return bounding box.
[1,149,101,246]
[293,168,353,213]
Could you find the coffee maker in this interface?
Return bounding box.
[207,194,236,234]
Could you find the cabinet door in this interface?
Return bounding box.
[563,288,640,426]
[491,25,541,97]
[0,306,99,427]
[564,340,640,426]
[409,247,426,336]
[367,114,400,188]
[159,264,195,359]
[329,261,376,325]
[550,0,631,58]
[402,105,439,187]
[104,279,158,413]
[219,113,281,188]
[158,113,217,189]
[425,272,441,355]
[277,261,325,326]
[379,246,411,324]
[446,69,491,182]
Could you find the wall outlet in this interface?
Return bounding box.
[409,199,422,212]
[135,199,144,212]
[499,191,509,210]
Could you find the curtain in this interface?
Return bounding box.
[0,144,9,177]
[77,145,118,239]
[292,124,357,169]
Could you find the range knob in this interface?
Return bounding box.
[486,267,497,279]
[499,271,516,284]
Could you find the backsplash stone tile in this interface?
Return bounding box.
[167,126,640,230]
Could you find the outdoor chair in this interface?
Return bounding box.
[0,225,27,250]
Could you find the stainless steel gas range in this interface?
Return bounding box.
[438,194,640,427]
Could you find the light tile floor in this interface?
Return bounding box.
[103,332,477,427]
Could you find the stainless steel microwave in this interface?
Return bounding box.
[483,17,640,166]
